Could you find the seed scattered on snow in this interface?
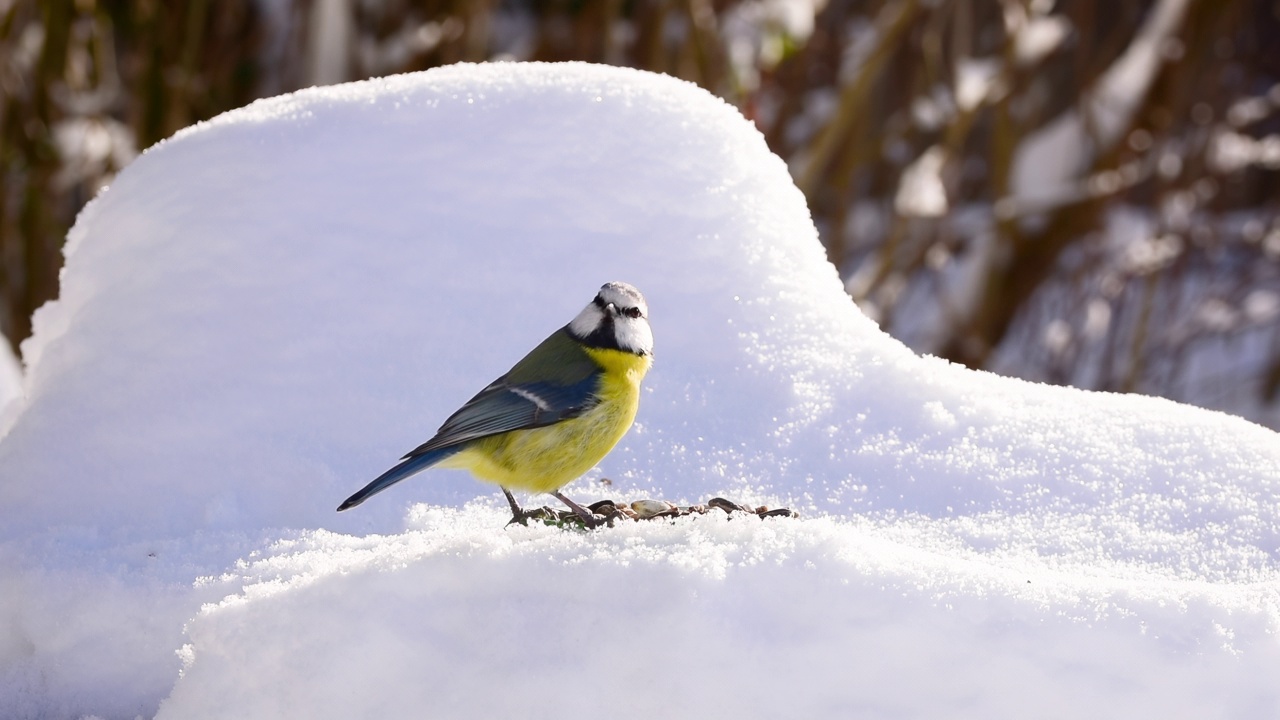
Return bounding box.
[631,499,676,518]
[527,496,797,529]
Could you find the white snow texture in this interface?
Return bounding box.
[0,62,1277,719]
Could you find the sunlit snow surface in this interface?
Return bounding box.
[1,62,1277,719]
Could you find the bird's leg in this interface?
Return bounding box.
[502,486,534,527]
[552,491,603,529]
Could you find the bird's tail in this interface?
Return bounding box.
[337,446,461,511]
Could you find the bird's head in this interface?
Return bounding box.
[568,281,653,357]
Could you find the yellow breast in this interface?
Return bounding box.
[444,348,651,493]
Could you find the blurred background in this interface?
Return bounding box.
[1,0,1278,428]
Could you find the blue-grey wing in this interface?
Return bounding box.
[405,376,600,457]
[404,329,603,458]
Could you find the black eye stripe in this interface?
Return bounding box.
[593,292,645,320]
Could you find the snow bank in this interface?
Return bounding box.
[159,506,1280,720]
[0,62,1277,719]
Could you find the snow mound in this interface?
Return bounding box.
[1,62,1277,718]
[159,505,1280,720]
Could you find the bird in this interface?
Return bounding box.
[337,281,653,528]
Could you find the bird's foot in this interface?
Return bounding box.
[554,491,609,530]
[501,487,613,529]
[502,486,537,527]
[571,511,604,529]
[505,505,557,527]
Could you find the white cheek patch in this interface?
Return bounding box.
[614,317,654,356]
[569,305,604,338]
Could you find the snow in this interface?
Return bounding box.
[0,339,19,422]
[954,57,1000,112]
[50,117,136,190]
[894,145,948,217]
[306,0,352,85]
[722,0,825,90]
[1011,0,1191,210]
[1209,130,1280,173]
[1,61,1278,719]
[1014,14,1070,66]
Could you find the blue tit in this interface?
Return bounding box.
[338,281,653,527]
